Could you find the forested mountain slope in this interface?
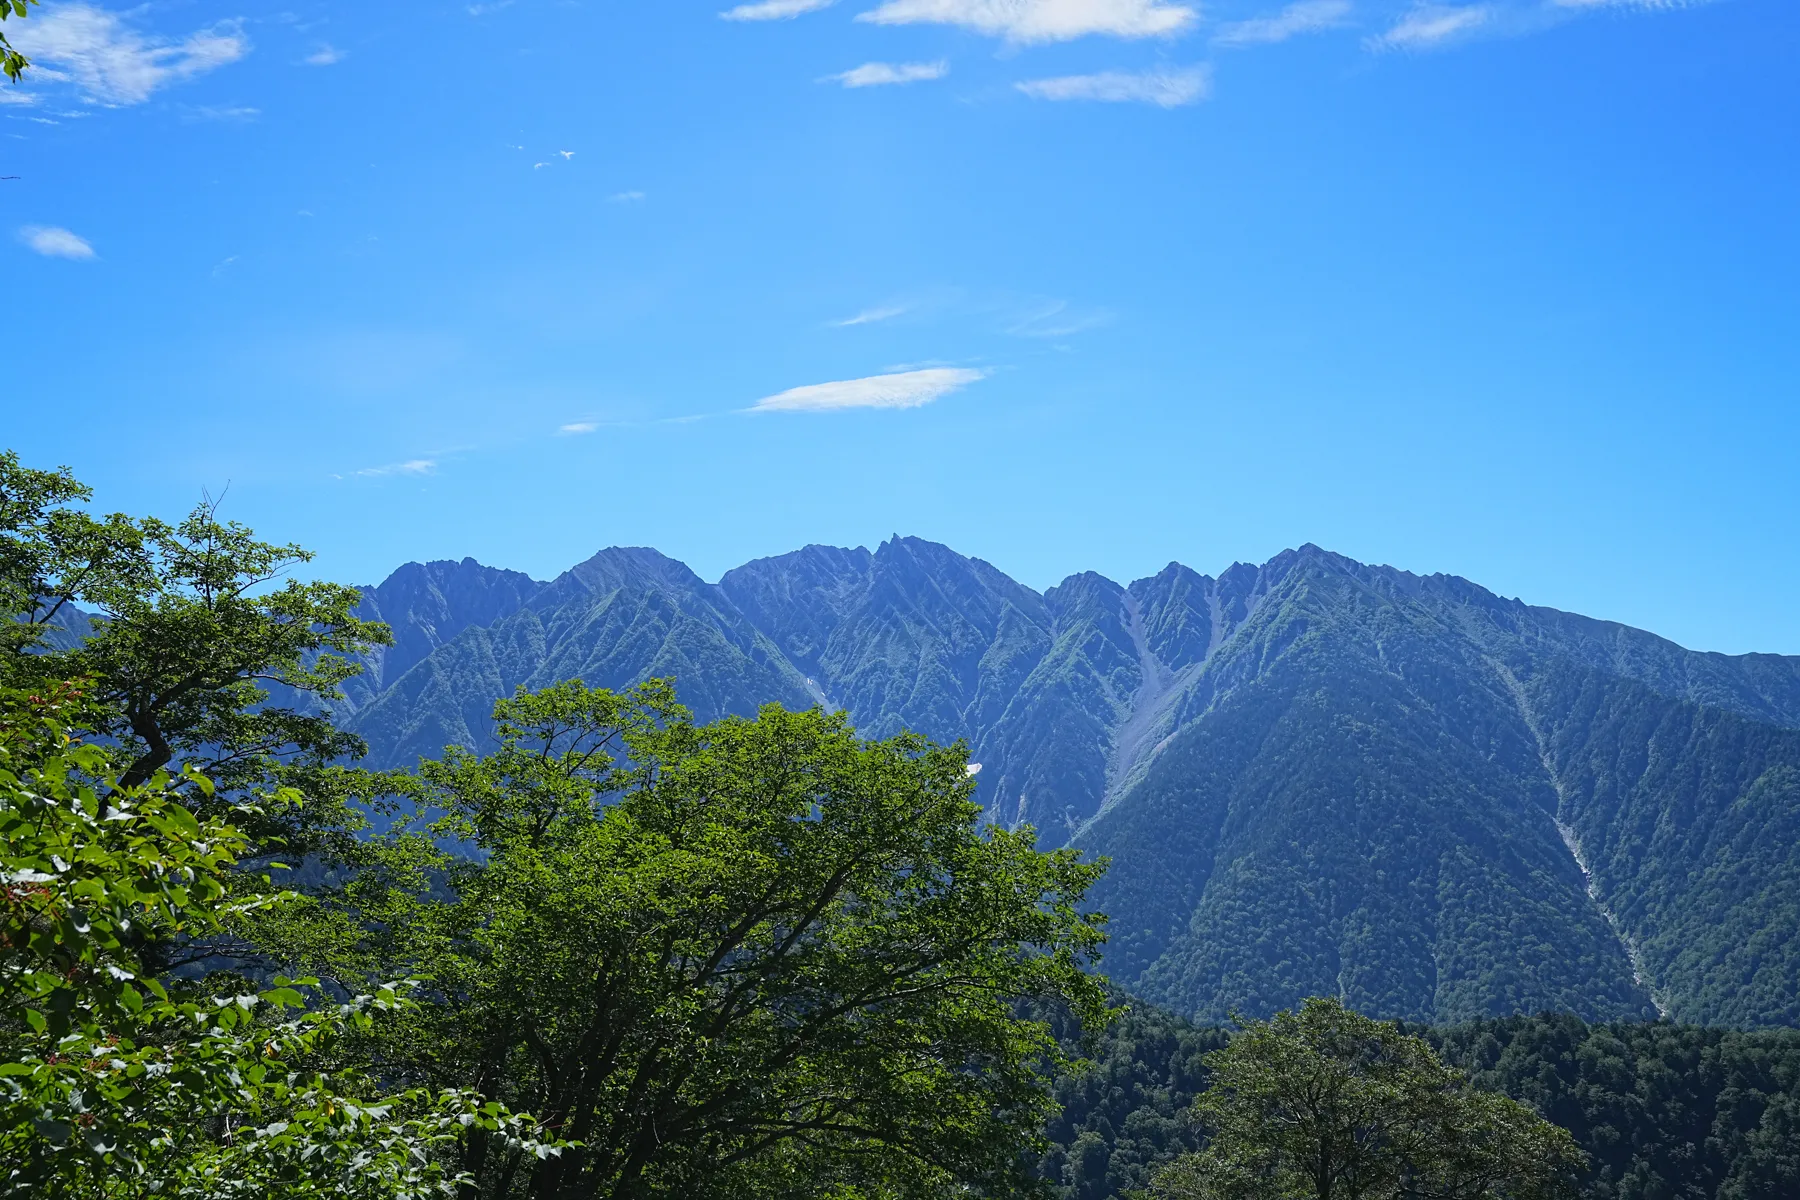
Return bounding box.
[1035,997,1800,1200]
[336,557,542,711]
[343,547,813,769]
[328,539,1800,1027]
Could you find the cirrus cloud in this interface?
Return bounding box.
[1366,3,1491,50]
[827,60,949,87]
[856,0,1197,43]
[749,367,988,413]
[1016,65,1210,106]
[1214,0,1355,46]
[355,459,437,478]
[721,0,837,18]
[834,304,909,326]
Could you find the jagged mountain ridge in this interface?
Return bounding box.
[329,539,1800,1029]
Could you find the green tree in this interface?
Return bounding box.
[0,684,558,1199]
[2,453,393,973]
[0,452,139,668]
[282,680,1112,1200]
[3,452,389,794]
[1149,998,1581,1200]
[0,1,36,83]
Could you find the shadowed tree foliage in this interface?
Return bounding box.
[1149,998,1582,1200]
[1040,1000,1800,1200]
[1431,1013,1800,1200]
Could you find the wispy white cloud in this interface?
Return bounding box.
[1017,65,1209,106]
[857,0,1197,43]
[9,5,249,105]
[1006,300,1111,337]
[558,422,599,435]
[609,190,647,202]
[834,304,909,327]
[749,367,987,413]
[1366,3,1491,50]
[1214,0,1354,46]
[19,225,94,259]
[303,44,343,66]
[1549,0,1704,7]
[355,459,436,478]
[722,0,837,19]
[826,60,949,87]
[184,104,259,122]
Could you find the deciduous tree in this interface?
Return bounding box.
[0,685,555,1199]
[291,680,1113,1200]
[1149,997,1581,1200]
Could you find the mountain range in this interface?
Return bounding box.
[322,539,1800,1031]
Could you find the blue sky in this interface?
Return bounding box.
[4,0,1796,653]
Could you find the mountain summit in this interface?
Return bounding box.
[329,541,1800,1030]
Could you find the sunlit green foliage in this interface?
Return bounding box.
[2,451,393,974]
[0,686,554,1199]
[279,679,1113,1200]
[0,1,36,83]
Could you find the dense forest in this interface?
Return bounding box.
[1037,1000,1800,1200]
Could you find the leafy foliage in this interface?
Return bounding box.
[281,679,1113,1200]
[0,452,140,668]
[0,686,554,1199]
[0,0,35,83]
[1147,998,1580,1200]
[2,451,390,794]
[2,453,395,974]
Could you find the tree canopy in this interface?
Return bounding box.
[0,684,555,1199]
[1149,998,1582,1200]
[275,679,1114,1199]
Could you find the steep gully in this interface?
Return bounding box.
[1491,660,1669,1018]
